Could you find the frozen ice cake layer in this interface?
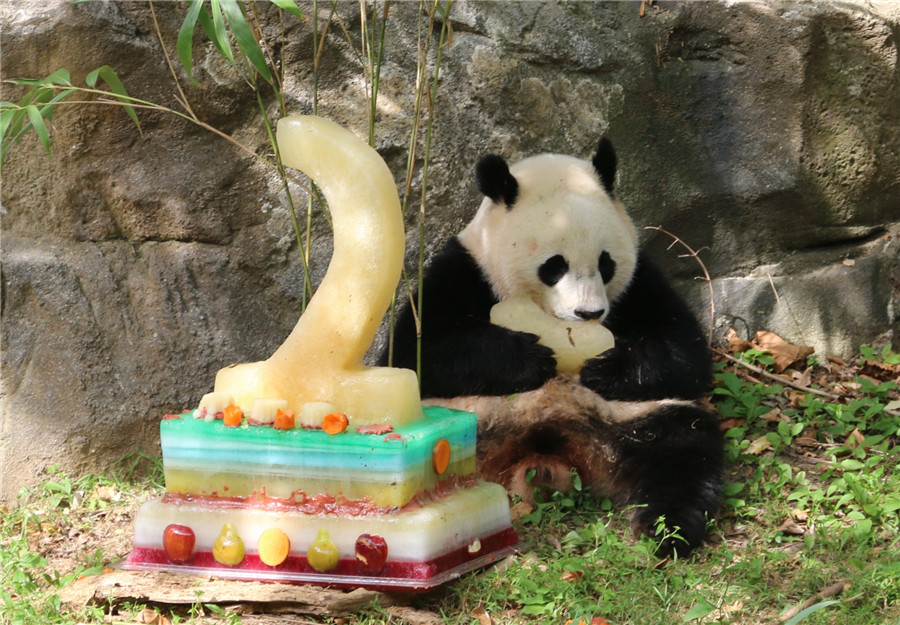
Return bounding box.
[123,404,520,589]
[161,406,476,508]
[124,481,518,589]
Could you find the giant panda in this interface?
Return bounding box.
[380,138,723,556]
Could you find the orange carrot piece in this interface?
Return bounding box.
[223,404,243,427]
[322,412,349,435]
[432,438,451,474]
[274,409,295,430]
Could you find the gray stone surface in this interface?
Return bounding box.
[1,0,898,499]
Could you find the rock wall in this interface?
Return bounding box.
[2,0,898,499]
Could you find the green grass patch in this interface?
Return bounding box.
[3,346,899,624]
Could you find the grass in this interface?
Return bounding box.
[3,344,899,625]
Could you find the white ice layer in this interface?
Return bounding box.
[133,482,512,562]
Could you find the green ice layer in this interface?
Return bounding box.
[162,405,477,508]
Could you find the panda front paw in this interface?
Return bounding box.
[509,334,558,391]
[631,504,710,558]
[580,345,629,398]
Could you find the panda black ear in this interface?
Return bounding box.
[476,154,519,208]
[592,136,617,194]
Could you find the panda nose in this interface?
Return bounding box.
[575,308,604,321]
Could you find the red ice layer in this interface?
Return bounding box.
[125,526,518,590]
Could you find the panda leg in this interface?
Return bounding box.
[610,403,724,557]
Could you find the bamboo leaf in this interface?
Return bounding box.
[85,67,101,87]
[39,88,76,123]
[208,0,235,63]
[85,66,141,132]
[43,68,72,86]
[682,599,717,622]
[0,108,17,141]
[219,0,271,81]
[783,600,841,625]
[25,104,51,157]
[177,0,206,82]
[8,78,45,87]
[194,0,225,60]
[270,0,303,20]
[3,106,27,140]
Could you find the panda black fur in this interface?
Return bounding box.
[380,138,723,556]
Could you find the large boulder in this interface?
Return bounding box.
[1,0,897,499]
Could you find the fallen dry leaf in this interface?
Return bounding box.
[754,331,814,373]
[719,417,746,431]
[726,328,754,354]
[747,435,773,456]
[139,608,171,625]
[845,428,866,450]
[509,500,534,521]
[861,358,900,375]
[472,605,492,625]
[791,366,813,388]
[387,606,444,625]
[776,518,805,535]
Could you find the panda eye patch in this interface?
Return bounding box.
[599,251,616,284]
[538,254,569,286]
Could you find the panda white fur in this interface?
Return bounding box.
[380,138,723,556]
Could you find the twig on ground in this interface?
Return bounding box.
[714,348,841,400]
[714,348,900,417]
[779,579,851,622]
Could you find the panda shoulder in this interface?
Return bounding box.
[420,237,497,312]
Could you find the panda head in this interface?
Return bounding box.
[459,138,638,323]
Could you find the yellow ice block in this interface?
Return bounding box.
[214,116,423,425]
[490,295,614,373]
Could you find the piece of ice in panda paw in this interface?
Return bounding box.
[490,295,615,373]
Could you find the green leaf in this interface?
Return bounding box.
[2,107,27,144]
[683,599,717,622]
[717,371,742,396]
[178,0,206,82]
[853,517,873,539]
[208,0,235,63]
[0,108,18,140]
[270,0,304,20]
[84,67,101,88]
[859,345,877,359]
[43,68,72,86]
[840,458,865,471]
[36,88,76,124]
[219,0,271,81]
[85,66,141,132]
[25,104,51,157]
[7,77,45,87]
[783,599,841,625]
